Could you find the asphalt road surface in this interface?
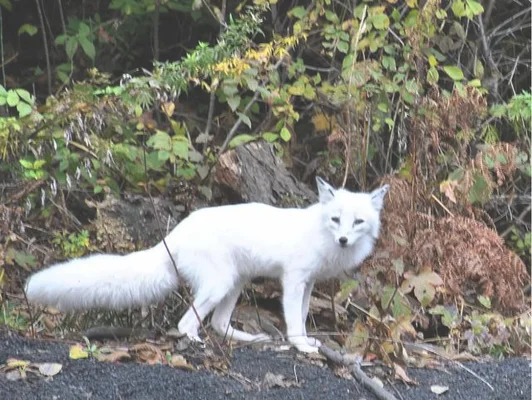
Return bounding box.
[0,329,530,400]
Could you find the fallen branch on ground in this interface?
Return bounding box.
[319,345,398,400]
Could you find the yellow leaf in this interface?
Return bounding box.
[287,85,305,96]
[161,102,175,118]
[311,113,333,132]
[69,344,89,360]
[428,55,438,67]
[7,359,29,368]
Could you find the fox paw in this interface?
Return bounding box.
[295,343,320,354]
[306,337,322,347]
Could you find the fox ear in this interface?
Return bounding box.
[316,176,335,204]
[370,184,389,211]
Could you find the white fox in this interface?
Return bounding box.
[26,177,388,353]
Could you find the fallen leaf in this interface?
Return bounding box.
[394,363,417,385]
[431,385,449,395]
[38,363,62,377]
[440,180,458,203]
[69,344,89,360]
[5,370,23,381]
[169,354,193,370]
[6,359,29,368]
[95,350,131,363]
[400,267,444,306]
[262,372,300,389]
[130,343,165,365]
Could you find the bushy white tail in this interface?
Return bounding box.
[25,248,178,311]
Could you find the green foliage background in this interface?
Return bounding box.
[0,0,530,356]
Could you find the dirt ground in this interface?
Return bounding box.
[0,329,530,400]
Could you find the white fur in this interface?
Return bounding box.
[26,178,389,353]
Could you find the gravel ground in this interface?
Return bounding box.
[0,329,530,400]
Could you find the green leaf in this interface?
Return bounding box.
[228,134,256,148]
[427,66,439,85]
[245,77,259,91]
[172,139,189,160]
[237,112,251,128]
[223,84,238,97]
[12,250,37,270]
[477,295,492,309]
[337,40,349,54]
[33,159,46,169]
[157,150,170,161]
[79,36,96,60]
[6,90,19,107]
[55,34,67,45]
[382,56,396,71]
[0,0,13,11]
[66,36,79,59]
[18,24,38,36]
[473,59,484,79]
[451,0,466,17]
[57,70,70,84]
[335,280,360,303]
[448,168,464,181]
[78,22,91,37]
[17,102,32,117]
[15,89,33,104]
[290,6,306,19]
[324,10,339,23]
[466,0,484,16]
[19,158,33,169]
[489,104,506,118]
[280,126,291,142]
[227,95,241,112]
[147,130,172,151]
[372,14,390,30]
[468,173,491,205]
[262,132,279,143]
[443,65,464,81]
[287,84,305,96]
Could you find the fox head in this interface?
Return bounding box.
[316,177,389,248]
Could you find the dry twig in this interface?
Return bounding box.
[319,345,398,400]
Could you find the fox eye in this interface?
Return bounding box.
[331,217,340,224]
[353,218,364,225]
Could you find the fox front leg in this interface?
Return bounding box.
[301,280,322,347]
[282,275,319,353]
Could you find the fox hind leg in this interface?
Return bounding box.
[177,283,230,341]
[210,283,270,343]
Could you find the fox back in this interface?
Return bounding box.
[162,177,389,289]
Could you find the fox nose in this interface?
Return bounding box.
[339,237,348,246]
